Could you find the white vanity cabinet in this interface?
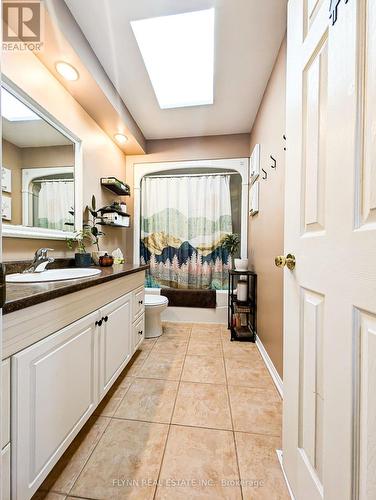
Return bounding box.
[12,310,100,500]
[5,270,146,500]
[98,293,132,398]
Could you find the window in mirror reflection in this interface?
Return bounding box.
[1,86,76,232]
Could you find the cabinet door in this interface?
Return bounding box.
[132,286,145,321]
[99,293,131,397]
[2,444,10,500]
[12,310,99,500]
[133,314,145,353]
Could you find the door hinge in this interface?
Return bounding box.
[0,264,6,309]
[330,0,349,26]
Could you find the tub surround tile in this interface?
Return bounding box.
[229,386,282,436]
[155,425,241,499]
[181,355,226,384]
[71,419,169,500]
[115,378,179,424]
[136,352,185,381]
[172,382,232,430]
[38,416,110,495]
[235,433,290,499]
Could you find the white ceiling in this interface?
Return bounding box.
[3,118,73,148]
[64,0,287,140]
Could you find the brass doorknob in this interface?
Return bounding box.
[275,253,296,270]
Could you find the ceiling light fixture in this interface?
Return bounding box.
[131,8,215,109]
[55,62,79,81]
[114,133,128,145]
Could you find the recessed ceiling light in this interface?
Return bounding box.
[1,88,41,121]
[131,8,215,109]
[114,133,128,145]
[55,62,79,81]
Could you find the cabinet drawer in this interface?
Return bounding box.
[1,358,10,448]
[2,444,10,500]
[133,314,145,352]
[132,286,145,320]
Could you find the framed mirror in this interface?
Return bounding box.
[1,78,82,239]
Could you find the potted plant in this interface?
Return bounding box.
[222,233,248,270]
[87,195,107,265]
[67,228,93,267]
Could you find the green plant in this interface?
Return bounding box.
[222,233,240,257]
[87,195,105,251]
[66,227,92,254]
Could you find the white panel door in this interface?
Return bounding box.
[284,1,376,499]
[99,293,131,397]
[12,310,99,500]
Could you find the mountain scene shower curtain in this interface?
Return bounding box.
[140,174,233,289]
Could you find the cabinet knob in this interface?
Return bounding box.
[95,319,102,327]
[138,330,143,336]
[103,316,108,322]
[139,300,143,305]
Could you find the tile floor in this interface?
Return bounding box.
[33,322,289,500]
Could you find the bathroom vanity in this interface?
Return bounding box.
[1,265,147,500]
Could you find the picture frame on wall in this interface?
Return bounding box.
[249,180,259,216]
[2,166,12,193]
[2,195,12,221]
[250,143,260,184]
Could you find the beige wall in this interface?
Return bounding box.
[125,133,251,259]
[248,38,286,378]
[2,139,22,225]
[2,49,128,261]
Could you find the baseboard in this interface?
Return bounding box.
[276,450,295,499]
[255,334,283,398]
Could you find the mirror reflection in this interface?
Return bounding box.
[1,86,76,232]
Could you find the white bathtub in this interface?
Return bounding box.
[145,288,228,324]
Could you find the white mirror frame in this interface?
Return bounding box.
[1,77,83,240]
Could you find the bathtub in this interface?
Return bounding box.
[145,288,228,324]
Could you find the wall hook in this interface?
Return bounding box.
[283,135,287,151]
[262,168,268,180]
[270,155,277,169]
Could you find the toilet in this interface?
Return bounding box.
[144,294,169,338]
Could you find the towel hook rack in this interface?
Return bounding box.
[262,168,268,180]
[270,155,277,169]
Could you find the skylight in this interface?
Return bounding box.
[1,88,41,121]
[131,8,214,109]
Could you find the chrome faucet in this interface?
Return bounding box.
[24,248,55,273]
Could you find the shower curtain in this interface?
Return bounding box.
[141,174,233,289]
[38,181,74,230]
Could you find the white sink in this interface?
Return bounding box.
[6,268,102,283]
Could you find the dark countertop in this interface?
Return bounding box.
[4,264,148,315]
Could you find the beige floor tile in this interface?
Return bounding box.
[182,355,226,384]
[229,386,282,436]
[235,432,289,499]
[162,322,192,335]
[172,382,232,430]
[155,425,241,499]
[153,337,188,355]
[71,419,169,500]
[187,338,222,357]
[225,356,275,389]
[136,352,185,380]
[32,492,67,500]
[115,378,179,423]
[38,416,110,495]
[123,349,150,377]
[222,339,258,359]
[94,377,133,417]
[142,338,157,349]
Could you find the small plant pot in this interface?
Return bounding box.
[75,253,92,268]
[234,258,249,271]
[92,250,107,266]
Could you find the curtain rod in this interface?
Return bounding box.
[144,172,239,179]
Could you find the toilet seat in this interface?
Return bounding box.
[145,294,168,307]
